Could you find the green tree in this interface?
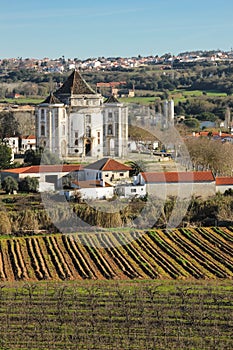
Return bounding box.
[2,176,18,194]
[126,160,147,176]
[0,143,12,169]
[24,148,61,165]
[0,111,19,140]
[19,176,39,193]
[183,118,200,130]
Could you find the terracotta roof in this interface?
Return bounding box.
[55,70,95,96]
[85,158,131,171]
[1,164,83,174]
[216,177,233,185]
[22,135,36,140]
[141,171,215,183]
[41,92,62,105]
[72,180,112,189]
[104,95,120,104]
[193,131,233,138]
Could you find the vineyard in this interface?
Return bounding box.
[0,280,232,349]
[0,227,233,281]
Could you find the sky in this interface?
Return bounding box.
[1,0,233,59]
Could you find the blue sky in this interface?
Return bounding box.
[1,0,233,59]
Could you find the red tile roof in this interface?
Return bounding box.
[102,159,131,171]
[193,131,233,138]
[85,158,131,172]
[216,177,233,186]
[22,135,36,140]
[1,164,82,174]
[141,171,215,183]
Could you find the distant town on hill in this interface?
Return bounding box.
[1,49,233,73]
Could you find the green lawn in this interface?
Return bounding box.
[0,97,44,105]
[119,96,160,105]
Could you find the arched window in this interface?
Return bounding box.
[108,124,113,135]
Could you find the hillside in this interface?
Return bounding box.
[0,227,232,281]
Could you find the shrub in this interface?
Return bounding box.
[0,211,12,234]
[19,176,39,193]
[2,176,18,194]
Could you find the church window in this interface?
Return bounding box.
[75,131,78,138]
[41,109,45,121]
[85,115,91,124]
[108,112,113,119]
[97,131,100,144]
[86,126,91,138]
[41,125,45,136]
[62,125,65,136]
[75,139,79,146]
[108,124,113,135]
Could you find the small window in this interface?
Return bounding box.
[75,139,79,146]
[108,112,113,119]
[85,115,91,124]
[41,109,45,120]
[86,126,91,138]
[131,188,137,193]
[108,124,113,135]
[105,174,109,177]
[41,125,45,136]
[75,131,79,138]
[119,173,124,176]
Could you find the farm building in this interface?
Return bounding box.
[141,171,216,198]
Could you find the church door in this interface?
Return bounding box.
[85,140,91,156]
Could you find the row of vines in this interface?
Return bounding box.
[0,227,232,281]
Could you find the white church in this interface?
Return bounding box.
[36,70,128,159]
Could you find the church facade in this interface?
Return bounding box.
[36,70,128,159]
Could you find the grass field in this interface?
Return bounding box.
[120,96,160,105]
[0,97,43,105]
[119,89,228,106]
[0,280,232,349]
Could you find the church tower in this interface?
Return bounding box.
[36,70,128,159]
[103,95,128,158]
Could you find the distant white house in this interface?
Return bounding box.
[115,183,146,198]
[3,137,19,154]
[84,158,131,183]
[216,177,233,193]
[1,164,82,192]
[3,135,36,155]
[21,135,36,151]
[141,171,216,199]
[71,179,113,200]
